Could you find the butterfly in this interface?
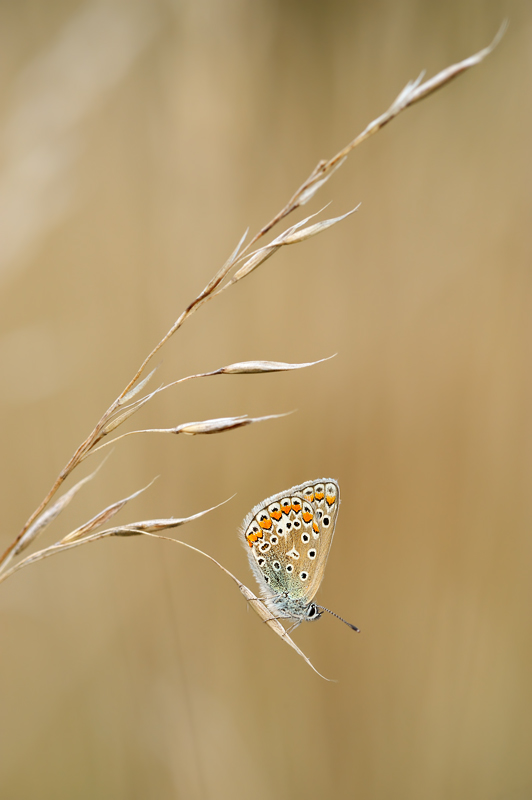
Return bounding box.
[241,479,358,631]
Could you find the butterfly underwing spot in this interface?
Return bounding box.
[286,564,294,573]
[299,571,309,581]
[301,532,310,543]
[325,483,337,507]
[259,541,271,553]
[314,484,325,502]
[303,486,314,503]
[257,556,266,566]
[272,561,281,571]
[293,520,301,530]
[286,547,299,559]
[246,520,263,547]
[302,503,313,523]
[312,521,320,538]
[257,511,272,530]
[308,549,317,559]
[270,535,279,545]
[268,502,282,521]
[291,499,303,516]
[322,516,331,527]
[316,509,323,520]
[281,498,291,515]
[276,525,286,536]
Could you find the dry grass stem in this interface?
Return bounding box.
[221,206,359,288]
[0,28,503,587]
[15,466,101,551]
[98,356,333,440]
[140,532,333,680]
[213,356,336,373]
[59,479,158,543]
[89,412,294,456]
[250,22,506,238]
[0,499,231,586]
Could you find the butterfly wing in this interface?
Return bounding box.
[297,479,340,602]
[241,478,340,607]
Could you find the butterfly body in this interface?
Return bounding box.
[241,479,340,624]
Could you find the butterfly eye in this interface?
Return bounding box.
[286,564,294,573]
[308,549,317,559]
[301,532,310,543]
[299,571,309,581]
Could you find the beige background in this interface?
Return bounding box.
[0,1,531,798]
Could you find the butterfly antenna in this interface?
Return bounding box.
[319,606,360,632]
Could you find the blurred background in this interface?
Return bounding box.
[0,1,530,798]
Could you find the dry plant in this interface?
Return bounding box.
[0,27,504,677]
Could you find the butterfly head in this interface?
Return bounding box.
[305,602,322,622]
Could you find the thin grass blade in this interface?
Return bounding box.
[217,355,335,374]
[60,479,157,543]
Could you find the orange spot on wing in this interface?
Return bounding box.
[315,490,324,501]
[270,509,282,521]
[291,499,302,513]
[246,529,263,546]
[312,520,319,533]
[326,495,336,507]
[259,517,272,530]
[302,511,313,523]
[281,500,291,515]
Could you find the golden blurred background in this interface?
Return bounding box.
[0,1,530,798]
